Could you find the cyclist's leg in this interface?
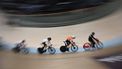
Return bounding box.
[42,42,47,50]
[89,40,95,48]
[92,42,96,48]
[14,45,21,52]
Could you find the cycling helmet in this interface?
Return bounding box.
[92,32,95,35]
[22,40,26,43]
[72,35,76,39]
[47,37,52,41]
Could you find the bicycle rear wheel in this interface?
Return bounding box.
[38,47,45,54]
[60,46,67,53]
[83,43,91,51]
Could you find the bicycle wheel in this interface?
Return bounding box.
[60,46,67,53]
[96,42,104,49]
[83,43,91,51]
[20,48,29,54]
[71,45,78,52]
[12,47,20,53]
[38,47,45,54]
[48,47,56,54]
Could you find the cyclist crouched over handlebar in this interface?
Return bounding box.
[39,37,56,54]
[64,35,76,51]
[88,32,99,48]
[12,40,29,54]
[41,37,52,51]
[16,40,26,51]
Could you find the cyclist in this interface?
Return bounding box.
[16,40,26,50]
[64,35,76,51]
[41,37,52,51]
[88,32,99,48]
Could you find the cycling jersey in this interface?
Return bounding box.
[42,39,52,47]
[65,36,75,46]
[88,34,96,48]
[66,36,73,41]
[16,42,26,49]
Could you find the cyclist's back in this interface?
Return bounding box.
[16,40,26,49]
[66,36,73,41]
[65,35,75,46]
[42,39,51,47]
[88,32,96,48]
[88,34,94,42]
[41,37,52,49]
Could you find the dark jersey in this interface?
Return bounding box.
[88,34,94,41]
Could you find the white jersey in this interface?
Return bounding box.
[42,39,52,46]
[16,42,26,48]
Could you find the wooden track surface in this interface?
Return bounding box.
[0,44,122,69]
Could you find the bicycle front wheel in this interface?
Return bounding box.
[48,47,56,54]
[20,48,29,54]
[71,45,78,52]
[96,42,104,49]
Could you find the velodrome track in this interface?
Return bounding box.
[0,43,122,69]
[0,0,122,69]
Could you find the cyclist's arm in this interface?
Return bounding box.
[70,40,74,44]
[92,36,96,40]
[94,38,102,45]
[20,43,26,48]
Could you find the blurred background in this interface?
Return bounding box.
[0,0,110,14]
[0,0,112,27]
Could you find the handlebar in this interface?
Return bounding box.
[94,38,103,46]
[63,41,76,46]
